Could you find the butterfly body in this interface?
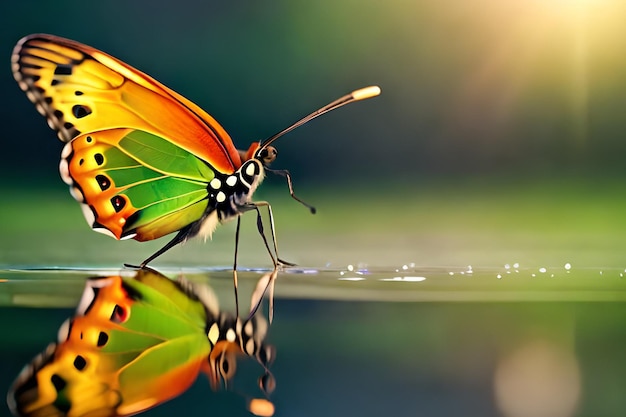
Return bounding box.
[8,269,274,417]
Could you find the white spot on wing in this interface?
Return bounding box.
[93,226,117,239]
[79,203,97,228]
[120,233,136,241]
[57,319,70,342]
[71,186,84,202]
[59,159,72,185]
[75,277,118,315]
[35,104,46,116]
[216,191,226,203]
[61,142,73,159]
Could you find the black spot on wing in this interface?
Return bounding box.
[96,174,111,191]
[54,64,73,76]
[72,104,92,119]
[110,305,127,323]
[50,374,66,392]
[97,332,109,347]
[73,355,87,371]
[110,195,125,212]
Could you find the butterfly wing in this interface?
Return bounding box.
[60,128,215,240]
[12,33,242,174]
[8,271,213,417]
[12,34,247,240]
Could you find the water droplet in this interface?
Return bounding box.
[381,276,426,282]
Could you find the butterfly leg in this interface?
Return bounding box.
[239,201,295,321]
[248,269,278,323]
[250,201,295,267]
[250,203,279,268]
[244,202,289,322]
[233,216,242,318]
[266,168,316,214]
[124,225,192,268]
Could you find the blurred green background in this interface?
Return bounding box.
[1,0,625,268]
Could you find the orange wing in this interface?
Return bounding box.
[12,33,242,174]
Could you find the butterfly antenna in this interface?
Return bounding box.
[256,86,381,154]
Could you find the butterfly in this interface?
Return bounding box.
[7,267,276,417]
[11,33,381,312]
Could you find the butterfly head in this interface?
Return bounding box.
[206,314,276,397]
[239,142,278,167]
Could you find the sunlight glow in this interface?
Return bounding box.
[494,340,580,417]
[441,0,622,153]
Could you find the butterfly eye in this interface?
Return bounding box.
[258,146,277,166]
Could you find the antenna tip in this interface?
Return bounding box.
[248,398,275,416]
[352,85,381,101]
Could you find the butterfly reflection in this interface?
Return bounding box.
[7,268,276,417]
